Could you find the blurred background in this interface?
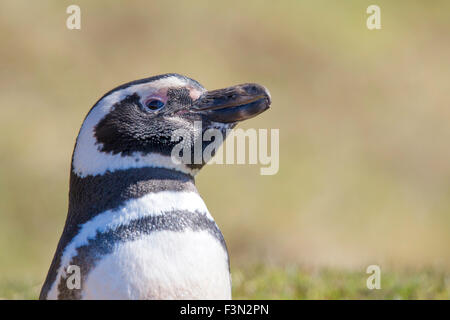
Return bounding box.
[1,0,449,299]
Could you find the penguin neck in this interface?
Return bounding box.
[67,166,198,227]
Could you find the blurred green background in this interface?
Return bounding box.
[1,1,449,299]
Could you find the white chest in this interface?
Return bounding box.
[46,191,231,300]
[81,229,231,300]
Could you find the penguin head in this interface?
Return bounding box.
[72,73,271,177]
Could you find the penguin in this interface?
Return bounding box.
[39,73,271,300]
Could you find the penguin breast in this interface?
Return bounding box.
[82,229,231,299]
[47,191,231,300]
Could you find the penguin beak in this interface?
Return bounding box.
[191,83,271,123]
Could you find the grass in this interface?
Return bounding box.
[0,278,41,300]
[232,265,450,299]
[1,265,448,300]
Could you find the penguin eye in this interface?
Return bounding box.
[145,99,165,110]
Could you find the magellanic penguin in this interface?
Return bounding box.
[39,73,271,300]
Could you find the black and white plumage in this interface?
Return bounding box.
[39,73,271,300]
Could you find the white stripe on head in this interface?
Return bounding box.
[72,76,202,178]
[46,191,212,299]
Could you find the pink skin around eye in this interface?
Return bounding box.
[189,88,203,100]
[144,96,165,105]
[144,87,203,108]
[145,89,168,105]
